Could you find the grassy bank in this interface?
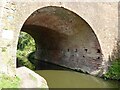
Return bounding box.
[104,59,120,80]
[0,74,20,89]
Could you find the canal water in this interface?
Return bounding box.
[35,61,119,88]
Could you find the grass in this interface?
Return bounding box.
[0,74,21,89]
[104,59,120,80]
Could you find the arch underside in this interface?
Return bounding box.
[21,6,103,74]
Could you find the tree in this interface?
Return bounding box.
[17,32,36,70]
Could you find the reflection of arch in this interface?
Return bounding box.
[20,6,103,75]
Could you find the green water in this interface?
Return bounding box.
[34,61,119,88]
[35,70,119,88]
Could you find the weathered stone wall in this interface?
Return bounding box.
[0,0,118,76]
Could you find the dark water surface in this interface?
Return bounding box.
[35,61,119,88]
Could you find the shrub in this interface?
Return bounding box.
[104,59,120,80]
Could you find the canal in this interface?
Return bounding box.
[35,61,119,88]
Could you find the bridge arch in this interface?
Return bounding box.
[19,6,103,75]
[0,1,118,77]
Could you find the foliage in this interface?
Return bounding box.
[104,59,120,80]
[17,32,36,70]
[104,40,120,80]
[17,55,35,70]
[17,32,35,52]
[0,74,20,89]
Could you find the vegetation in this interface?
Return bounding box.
[104,59,120,80]
[0,74,20,89]
[17,32,36,70]
[104,41,120,80]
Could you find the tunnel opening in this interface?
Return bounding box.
[17,30,69,70]
[18,6,103,75]
[16,31,36,70]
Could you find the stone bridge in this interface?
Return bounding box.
[0,0,119,76]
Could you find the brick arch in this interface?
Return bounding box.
[20,6,103,75]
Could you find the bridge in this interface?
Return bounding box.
[0,0,119,76]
